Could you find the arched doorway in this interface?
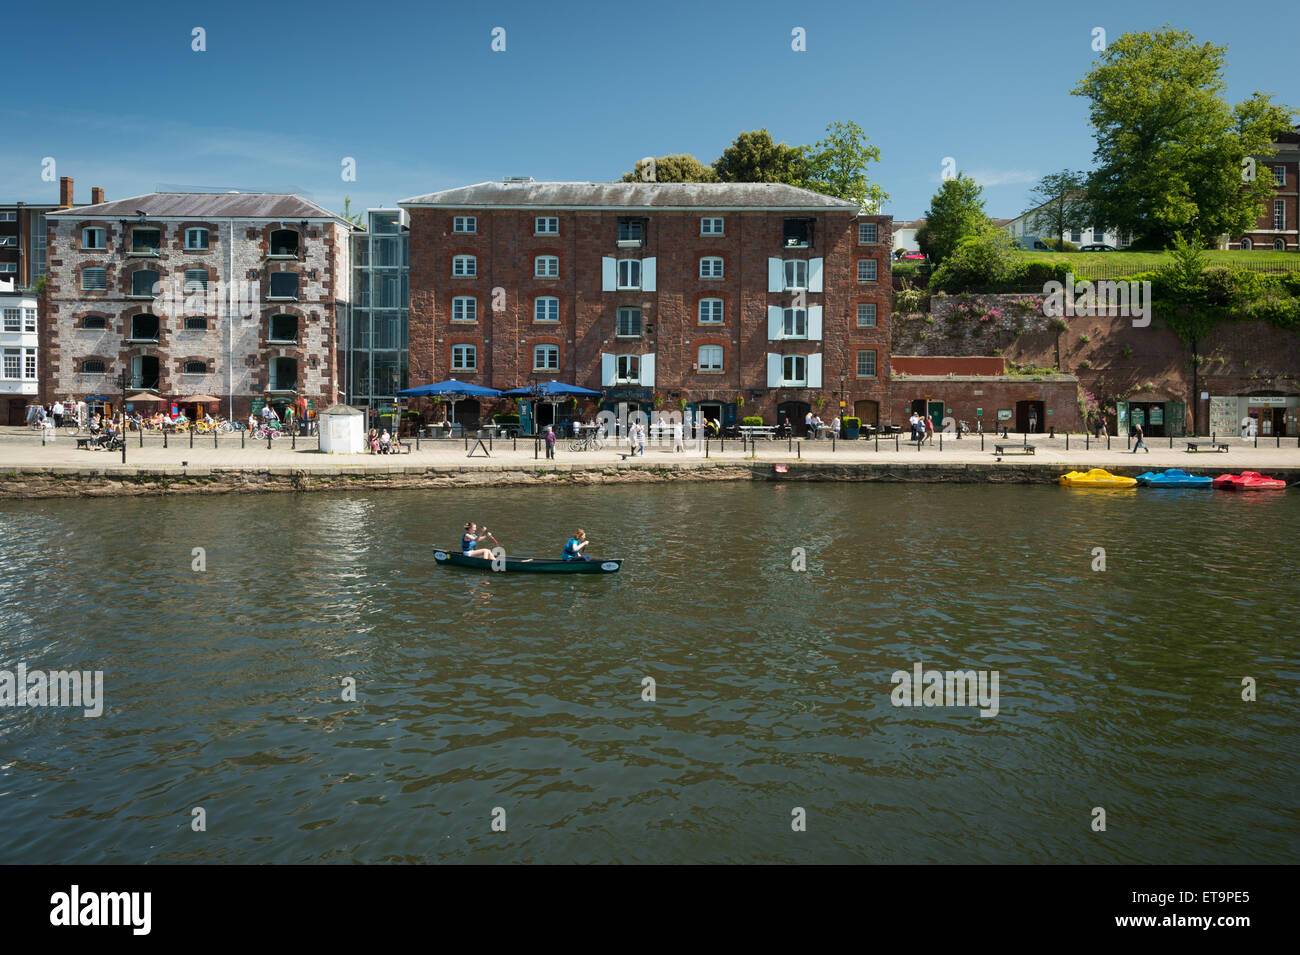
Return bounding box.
[853,399,879,427]
[777,400,811,434]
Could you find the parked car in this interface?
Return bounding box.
[1078,243,1117,252]
[1013,236,1053,251]
[899,250,927,261]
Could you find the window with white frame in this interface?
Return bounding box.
[82,267,107,291]
[451,344,476,370]
[24,348,35,379]
[451,296,477,322]
[616,307,641,337]
[698,345,723,371]
[856,349,877,377]
[858,222,878,243]
[782,355,806,386]
[617,259,641,289]
[784,260,807,290]
[535,217,558,235]
[23,307,36,331]
[452,255,476,276]
[699,256,724,278]
[83,227,106,250]
[700,217,724,235]
[698,298,723,323]
[2,348,18,379]
[1274,238,1286,251]
[857,303,877,327]
[0,236,14,247]
[616,355,640,382]
[1070,228,1082,243]
[535,255,559,278]
[1241,237,1253,250]
[534,344,559,371]
[782,308,807,339]
[0,211,15,222]
[0,263,16,273]
[185,228,209,250]
[1274,200,1286,231]
[1274,165,1286,186]
[3,308,18,331]
[1092,228,1105,243]
[453,216,476,234]
[857,259,877,283]
[617,218,643,243]
[534,296,559,322]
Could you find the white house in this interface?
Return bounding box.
[0,277,39,424]
[1002,196,1129,248]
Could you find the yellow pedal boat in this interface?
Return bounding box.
[1059,468,1138,488]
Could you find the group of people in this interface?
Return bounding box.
[367,428,401,453]
[460,522,592,562]
[82,413,121,450]
[908,411,935,445]
[802,411,838,437]
[27,398,85,429]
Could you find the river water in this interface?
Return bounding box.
[0,483,1296,864]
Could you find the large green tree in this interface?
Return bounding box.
[712,129,806,184]
[1072,26,1295,248]
[796,121,889,211]
[916,173,990,263]
[1023,169,1089,244]
[621,154,718,183]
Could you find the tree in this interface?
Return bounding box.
[927,228,1019,293]
[1024,169,1089,244]
[1152,235,1225,434]
[1072,26,1295,248]
[712,129,806,184]
[916,173,990,264]
[341,196,364,228]
[797,121,889,211]
[621,154,718,183]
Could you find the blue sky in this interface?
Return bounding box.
[3,0,1296,221]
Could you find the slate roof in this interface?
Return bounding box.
[46,192,351,223]
[399,181,862,211]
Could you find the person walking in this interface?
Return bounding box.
[544,425,556,459]
[672,417,684,453]
[804,410,814,436]
[924,414,935,445]
[1028,408,1038,434]
[52,399,65,429]
[1132,422,1149,453]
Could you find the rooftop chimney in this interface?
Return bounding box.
[91,186,105,205]
[59,177,74,208]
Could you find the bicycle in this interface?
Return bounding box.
[568,431,605,452]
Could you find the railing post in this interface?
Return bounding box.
[895,434,899,452]
[1066,433,1069,451]
[241,429,245,449]
[190,428,194,449]
[214,430,218,449]
[797,440,801,459]
[292,431,296,450]
[164,431,168,449]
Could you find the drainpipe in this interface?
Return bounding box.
[228,218,234,422]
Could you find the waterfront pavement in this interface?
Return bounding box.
[3,426,1299,475]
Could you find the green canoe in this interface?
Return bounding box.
[433,550,623,574]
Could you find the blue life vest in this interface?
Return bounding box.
[563,538,582,560]
[462,534,475,554]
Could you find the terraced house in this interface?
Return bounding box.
[42,192,352,419]
[400,180,892,433]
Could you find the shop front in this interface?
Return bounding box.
[1116,400,1186,438]
[1209,394,1300,438]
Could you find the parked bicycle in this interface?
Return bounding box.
[569,430,605,452]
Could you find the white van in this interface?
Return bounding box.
[1015,236,1053,251]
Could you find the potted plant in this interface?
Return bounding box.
[741,415,764,426]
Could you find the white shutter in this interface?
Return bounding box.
[642,257,656,292]
[807,353,823,388]
[768,257,784,292]
[807,305,823,341]
[808,257,824,292]
[601,353,616,386]
[641,353,655,386]
[767,353,781,388]
[768,305,783,341]
[601,257,616,292]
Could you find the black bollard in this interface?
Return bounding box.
[164,431,168,449]
[797,441,801,459]
[1066,433,1070,451]
[894,434,899,452]
[832,435,836,452]
[534,436,539,460]
[213,431,218,449]
[241,430,245,449]
[875,433,879,452]
[788,435,792,453]
[980,433,985,451]
[139,430,143,448]
[292,431,296,449]
[939,433,942,451]
[267,432,272,450]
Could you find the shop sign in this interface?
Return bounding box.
[997,409,1012,421]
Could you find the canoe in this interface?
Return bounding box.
[1137,469,1213,487]
[433,550,623,573]
[1212,471,1287,491]
[1059,468,1138,488]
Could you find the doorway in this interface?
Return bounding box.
[1015,400,1045,433]
[853,399,879,427]
[6,399,27,427]
[778,400,811,434]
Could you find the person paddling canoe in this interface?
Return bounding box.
[562,529,591,562]
[462,522,496,559]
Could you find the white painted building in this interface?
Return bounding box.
[0,278,39,424]
[1002,198,1129,248]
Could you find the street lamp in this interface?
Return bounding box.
[115,367,128,464]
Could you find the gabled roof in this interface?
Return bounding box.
[399,181,861,212]
[46,192,352,224]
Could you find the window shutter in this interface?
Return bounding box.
[768,258,784,293]
[768,306,783,341]
[601,257,616,292]
[767,353,781,388]
[807,353,823,388]
[642,257,656,292]
[808,257,824,292]
[641,353,655,386]
[807,305,823,341]
[601,353,616,386]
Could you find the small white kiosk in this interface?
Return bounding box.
[318,404,366,454]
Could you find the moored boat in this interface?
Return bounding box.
[433,549,623,573]
[1136,469,1213,487]
[1211,471,1287,491]
[1059,468,1138,488]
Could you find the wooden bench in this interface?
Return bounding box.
[388,443,411,454]
[76,438,93,450]
[1186,442,1229,453]
[994,443,1036,456]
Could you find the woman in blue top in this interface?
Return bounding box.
[562,529,590,561]
[461,522,496,559]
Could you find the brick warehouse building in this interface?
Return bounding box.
[1228,126,1299,251]
[42,193,352,421]
[399,180,892,433]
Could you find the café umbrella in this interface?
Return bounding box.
[397,379,502,432]
[501,381,603,433]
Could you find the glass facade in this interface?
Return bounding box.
[349,210,409,410]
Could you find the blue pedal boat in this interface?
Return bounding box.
[1137,469,1213,487]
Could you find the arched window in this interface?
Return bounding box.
[132,269,160,297]
[452,255,476,277]
[269,273,299,299]
[698,299,724,323]
[451,344,476,371]
[81,267,107,291]
[184,268,208,293]
[533,345,559,371]
[1241,237,1253,250]
[185,228,209,250]
[269,314,298,343]
[82,315,107,329]
[1274,239,1286,251]
[698,345,723,371]
[130,314,160,341]
[534,297,559,322]
[535,255,559,278]
[270,229,299,257]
